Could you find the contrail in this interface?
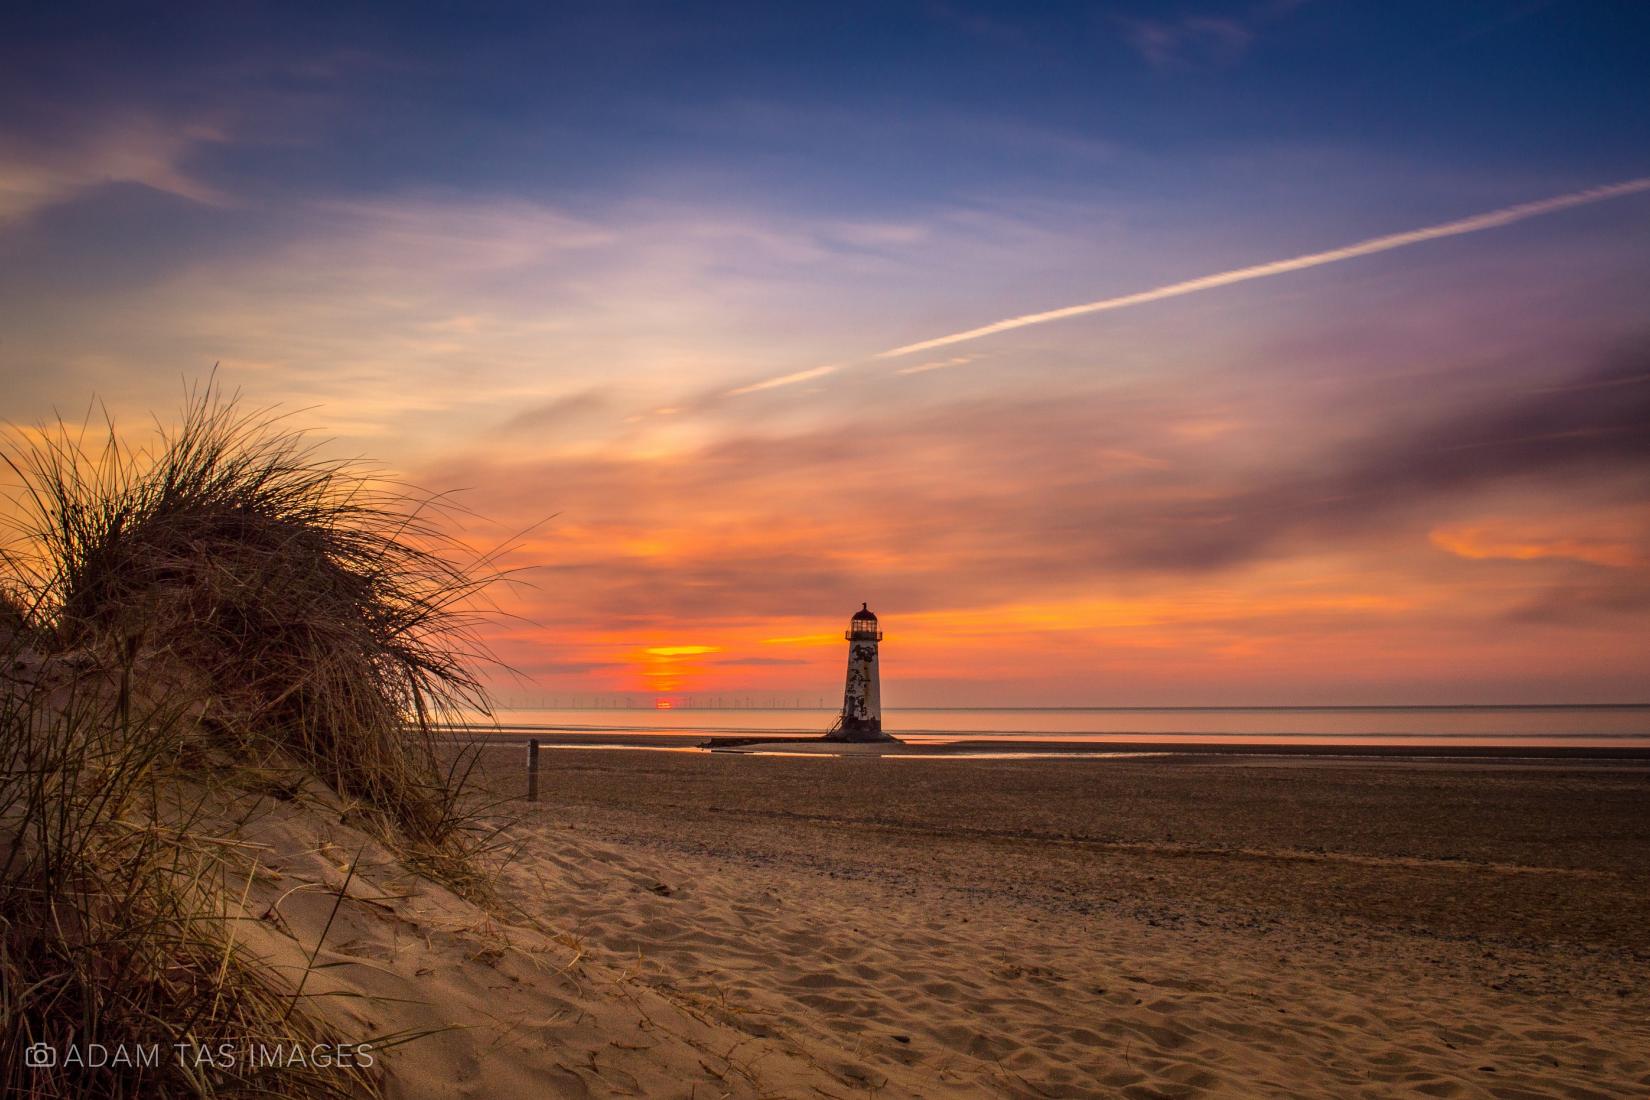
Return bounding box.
[726,363,842,396]
[872,177,1650,361]
[722,177,1650,397]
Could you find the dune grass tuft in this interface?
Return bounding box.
[5,390,502,856]
[1,387,514,1096]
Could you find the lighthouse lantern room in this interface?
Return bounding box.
[828,603,896,742]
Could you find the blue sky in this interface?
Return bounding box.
[8,2,1649,213]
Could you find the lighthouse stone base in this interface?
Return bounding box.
[823,720,900,744]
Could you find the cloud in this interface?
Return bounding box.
[1091,348,1650,571]
[0,186,930,444]
[1118,15,1253,68]
[871,178,1650,361]
[308,197,613,271]
[0,116,227,223]
[719,177,1650,398]
[1116,2,1310,70]
[895,355,975,376]
[1430,525,1644,569]
[425,343,1650,637]
[1504,582,1650,625]
[497,390,616,436]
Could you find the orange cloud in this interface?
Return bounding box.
[409,351,1650,704]
[1431,525,1644,568]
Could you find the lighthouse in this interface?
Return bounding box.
[828,603,896,742]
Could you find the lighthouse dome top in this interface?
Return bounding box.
[851,602,877,622]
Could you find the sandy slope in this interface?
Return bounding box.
[227,751,1650,1098]
[225,786,867,1098]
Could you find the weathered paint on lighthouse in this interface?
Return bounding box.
[831,603,894,742]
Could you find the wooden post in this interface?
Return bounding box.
[527,738,540,803]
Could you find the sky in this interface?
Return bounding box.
[2,1,1648,706]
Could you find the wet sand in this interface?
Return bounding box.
[461,748,1650,1097]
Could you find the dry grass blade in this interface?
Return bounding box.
[1,384,520,1097]
[4,385,507,861]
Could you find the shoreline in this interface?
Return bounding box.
[439,727,1650,760]
[698,735,1650,758]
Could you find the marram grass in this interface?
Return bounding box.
[1,389,511,1097]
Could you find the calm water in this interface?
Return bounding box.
[466,706,1650,749]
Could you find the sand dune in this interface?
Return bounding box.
[224,780,858,1098]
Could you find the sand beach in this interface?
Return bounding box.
[327,747,1650,1098]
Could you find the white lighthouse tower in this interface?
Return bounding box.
[828,603,895,742]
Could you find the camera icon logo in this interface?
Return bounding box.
[25,1042,57,1068]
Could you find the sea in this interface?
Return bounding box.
[463,705,1650,751]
